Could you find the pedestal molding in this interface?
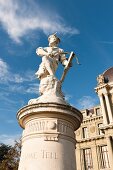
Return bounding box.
[17,103,82,131]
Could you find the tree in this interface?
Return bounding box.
[0,140,21,170]
[0,143,11,163]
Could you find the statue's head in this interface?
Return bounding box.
[48,33,60,47]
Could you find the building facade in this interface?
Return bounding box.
[75,67,113,170]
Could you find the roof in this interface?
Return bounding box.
[103,67,113,83]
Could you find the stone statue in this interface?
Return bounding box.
[35,33,68,80]
[97,74,105,85]
[28,33,75,105]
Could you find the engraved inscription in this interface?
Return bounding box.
[22,150,58,160]
[42,150,58,159]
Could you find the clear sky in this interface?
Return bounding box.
[0,0,113,144]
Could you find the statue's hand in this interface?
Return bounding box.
[62,59,72,68]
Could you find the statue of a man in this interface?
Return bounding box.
[28,34,76,104]
[35,33,68,80]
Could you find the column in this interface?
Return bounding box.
[98,94,108,125]
[104,93,113,124]
[91,145,99,170]
[106,136,113,169]
[96,145,101,170]
[75,147,81,170]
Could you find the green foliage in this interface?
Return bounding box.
[0,143,11,162]
[0,140,21,170]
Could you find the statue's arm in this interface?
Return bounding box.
[36,47,48,56]
[59,49,68,66]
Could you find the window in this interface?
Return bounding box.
[82,127,88,139]
[96,108,101,116]
[99,145,110,169]
[81,148,93,170]
[98,123,104,135]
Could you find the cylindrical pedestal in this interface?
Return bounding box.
[17,103,82,170]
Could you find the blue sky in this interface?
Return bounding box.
[0,0,113,144]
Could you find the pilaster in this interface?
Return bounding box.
[98,94,108,125]
[75,145,81,170]
[104,93,113,124]
[106,136,113,169]
[91,145,99,170]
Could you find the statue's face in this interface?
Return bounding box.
[49,41,58,47]
[49,36,59,47]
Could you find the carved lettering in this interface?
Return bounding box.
[22,150,58,160]
[42,150,58,159]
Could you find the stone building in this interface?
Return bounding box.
[75,67,113,170]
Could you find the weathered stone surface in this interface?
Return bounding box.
[17,103,82,170]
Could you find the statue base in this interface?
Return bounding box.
[17,102,82,170]
[28,75,69,105]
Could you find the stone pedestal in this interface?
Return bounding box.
[17,103,82,170]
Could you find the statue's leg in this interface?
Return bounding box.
[43,56,55,76]
[35,62,45,78]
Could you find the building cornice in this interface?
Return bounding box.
[76,135,105,143]
[100,123,113,130]
[82,115,103,124]
[95,83,109,91]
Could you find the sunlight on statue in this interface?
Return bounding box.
[35,33,68,80]
[28,33,76,105]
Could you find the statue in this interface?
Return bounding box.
[28,33,76,105]
[97,74,105,85]
[35,33,68,80]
